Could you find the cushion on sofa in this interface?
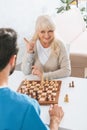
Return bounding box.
[70,53,87,67]
[70,53,87,77]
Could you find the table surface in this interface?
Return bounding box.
[8,71,87,130]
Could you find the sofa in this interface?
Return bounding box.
[55,7,87,78]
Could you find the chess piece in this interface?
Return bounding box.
[64,94,69,102]
[69,83,72,87]
[45,77,48,83]
[69,81,75,88]
[35,91,39,100]
[72,81,74,87]
[46,93,49,101]
[41,74,44,88]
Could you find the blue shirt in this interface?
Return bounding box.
[0,87,49,130]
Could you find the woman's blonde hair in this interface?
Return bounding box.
[32,15,60,55]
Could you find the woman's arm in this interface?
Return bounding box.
[21,38,36,75]
[43,41,71,79]
[21,52,35,75]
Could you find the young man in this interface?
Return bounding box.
[0,28,64,130]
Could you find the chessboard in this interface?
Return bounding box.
[17,79,62,105]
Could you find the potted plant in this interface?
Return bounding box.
[80,7,87,20]
[56,0,78,13]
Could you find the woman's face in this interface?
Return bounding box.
[38,28,54,48]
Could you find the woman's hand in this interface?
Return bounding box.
[32,66,43,78]
[24,37,35,53]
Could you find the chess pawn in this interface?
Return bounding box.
[69,83,72,87]
[72,81,74,87]
[45,78,48,83]
[64,94,69,102]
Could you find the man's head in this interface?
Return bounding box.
[0,28,18,74]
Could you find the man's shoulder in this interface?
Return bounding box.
[7,88,39,109]
[14,89,38,104]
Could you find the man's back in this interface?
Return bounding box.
[0,87,49,130]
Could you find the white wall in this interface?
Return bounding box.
[0,0,61,64]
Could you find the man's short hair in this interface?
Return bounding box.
[0,28,18,71]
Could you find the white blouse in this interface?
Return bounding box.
[36,40,51,65]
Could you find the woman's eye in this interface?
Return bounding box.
[48,30,54,33]
[41,31,45,33]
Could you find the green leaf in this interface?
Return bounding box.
[60,0,67,3]
[56,6,65,13]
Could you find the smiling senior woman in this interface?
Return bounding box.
[21,15,71,80]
